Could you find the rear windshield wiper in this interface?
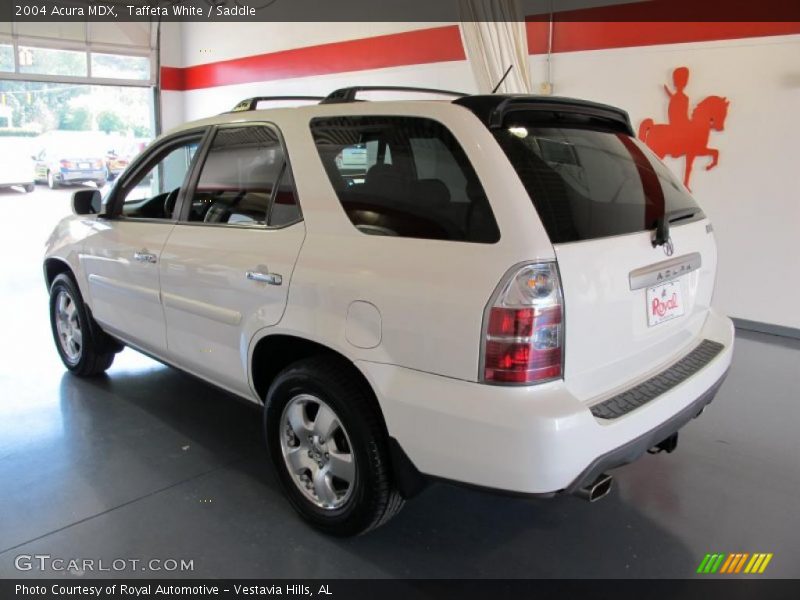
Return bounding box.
[652,208,699,248]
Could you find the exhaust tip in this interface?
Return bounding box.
[574,473,613,502]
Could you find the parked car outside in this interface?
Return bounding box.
[43,89,734,536]
[101,136,150,181]
[102,150,129,181]
[0,138,35,192]
[33,131,107,189]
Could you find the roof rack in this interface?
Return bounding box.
[228,96,326,113]
[320,86,468,104]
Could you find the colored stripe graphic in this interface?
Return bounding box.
[698,552,773,574]
[759,554,774,573]
[696,554,712,573]
[719,554,736,573]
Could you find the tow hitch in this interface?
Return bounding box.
[648,432,679,454]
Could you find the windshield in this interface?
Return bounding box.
[493,124,703,243]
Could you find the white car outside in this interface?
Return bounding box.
[43,88,734,535]
[0,138,35,192]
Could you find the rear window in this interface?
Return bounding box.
[493,123,703,243]
[310,116,499,243]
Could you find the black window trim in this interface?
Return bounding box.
[308,113,501,245]
[104,127,211,224]
[176,120,303,231]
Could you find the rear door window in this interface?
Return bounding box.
[493,124,703,243]
[310,116,499,243]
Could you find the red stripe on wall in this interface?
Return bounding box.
[160,66,185,91]
[161,25,466,91]
[526,20,800,55]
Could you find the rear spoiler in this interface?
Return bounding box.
[454,95,634,136]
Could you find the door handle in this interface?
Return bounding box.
[246,271,282,285]
[134,251,157,264]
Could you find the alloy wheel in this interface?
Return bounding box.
[279,394,356,510]
[54,290,82,363]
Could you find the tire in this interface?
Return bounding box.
[47,171,59,189]
[265,357,404,536]
[49,273,116,376]
[23,183,35,193]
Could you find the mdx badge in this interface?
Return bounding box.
[629,252,702,290]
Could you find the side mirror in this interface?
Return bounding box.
[72,189,101,216]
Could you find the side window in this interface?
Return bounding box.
[310,116,499,243]
[119,139,199,219]
[187,126,299,227]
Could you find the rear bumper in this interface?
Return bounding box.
[58,170,105,183]
[357,308,734,495]
[565,367,726,493]
[0,181,34,187]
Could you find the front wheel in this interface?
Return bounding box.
[49,273,116,376]
[265,357,404,536]
[23,183,35,193]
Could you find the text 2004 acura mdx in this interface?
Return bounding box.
[44,88,733,535]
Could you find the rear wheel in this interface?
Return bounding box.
[23,183,34,193]
[47,171,59,189]
[264,357,404,536]
[49,273,116,376]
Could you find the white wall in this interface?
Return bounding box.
[179,22,448,67]
[178,61,476,122]
[158,21,185,130]
[161,25,800,331]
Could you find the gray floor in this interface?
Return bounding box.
[1,187,799,579]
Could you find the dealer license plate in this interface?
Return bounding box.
[647,280,684,326]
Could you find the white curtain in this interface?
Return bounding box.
[459,0,533,94]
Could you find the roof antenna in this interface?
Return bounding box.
[491,65,514,94]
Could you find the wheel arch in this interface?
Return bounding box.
[250,332,427,499]
[43,257,74,290]
[251,334,370,404]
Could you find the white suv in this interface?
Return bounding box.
[44,87,734,535]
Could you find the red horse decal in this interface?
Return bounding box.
[639,67,729,189]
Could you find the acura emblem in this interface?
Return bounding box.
[663,237,675,256]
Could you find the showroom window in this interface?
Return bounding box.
[187,126,300,227]
[0,44,13,72]
[18,46,87,77]
[0,22,156,86]
[90,52,151,81]
[310,116,499,243]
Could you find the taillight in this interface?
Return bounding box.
[60,160,75,169]
[481,262,564,385]
[93,160,103,169]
